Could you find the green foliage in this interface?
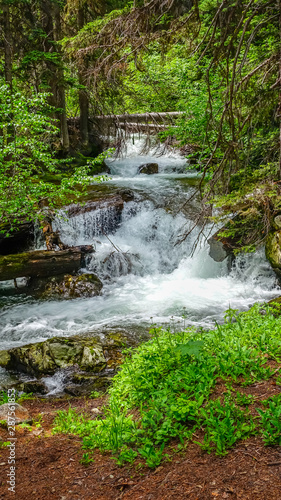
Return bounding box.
[0,441,11,449]
[80,452,94,466]
[258,395,281,446]
[0,390,33,405]
[0,84,107,233]
[0,391,9,405]
[53,305,281,468]
[89,391,101,399]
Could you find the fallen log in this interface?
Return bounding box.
[93,112,183,121]
[0,246,93,281]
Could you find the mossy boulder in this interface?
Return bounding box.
[0,336,107,376]
[42,273,103,299]
[0,350,11,368]
[0,330,150,394]
[265,230,281,278]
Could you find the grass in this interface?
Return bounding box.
[53,304,281,468]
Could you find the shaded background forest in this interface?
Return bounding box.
[1,0,281,248]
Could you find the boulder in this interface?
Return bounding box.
[208,231,235,263]
[0,403,31,425]
[265,230,281,278]
[0,336,107,376]
[0,330,150,393]
[42,273,103,299]
[138,163,159,175]
[0,350,11,368]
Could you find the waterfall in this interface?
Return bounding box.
[0,137,279,350]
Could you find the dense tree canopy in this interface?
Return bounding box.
[0,0,281,245]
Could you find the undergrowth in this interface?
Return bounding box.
[53,304,281,468]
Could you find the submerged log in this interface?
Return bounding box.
[0,246,93,281]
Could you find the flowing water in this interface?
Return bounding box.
[0,139,280,359]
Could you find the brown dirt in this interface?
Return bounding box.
[0,382,280,500]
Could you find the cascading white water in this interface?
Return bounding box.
[0,137,280,353]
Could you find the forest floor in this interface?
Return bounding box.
[0,377,280,500]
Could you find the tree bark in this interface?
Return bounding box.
[3,3,12,87]
[0,246,93,281]
[53,3,70,153]
[279,0,281,179]
[78,4,89,148]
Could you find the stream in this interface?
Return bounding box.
[0,139,280,357]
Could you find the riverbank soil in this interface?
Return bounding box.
[0,379,281,500]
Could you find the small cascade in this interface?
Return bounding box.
[87,200,194,278]
[53,205,122,247]
[41,370,70,396]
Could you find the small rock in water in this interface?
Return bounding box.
[42,273,103,300]
[0,403,31,425]
[138,163,159,175]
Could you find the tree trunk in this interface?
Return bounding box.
[3,3,12,87]
[279,0,281,180]
[78,4,89,148]
[0,246,93,281]
[54,3,70,153]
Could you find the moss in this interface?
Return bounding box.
[265,231,281,270]
[0,350,11,368]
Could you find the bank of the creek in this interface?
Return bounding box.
[0,139,280,391]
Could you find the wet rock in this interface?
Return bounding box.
[208,230,235,263]
[0,350,11,368]
[138,163,159,175]
[42,273,103,299]
[65,374,112,396]
[0,330,149,394]
[0,403,31,425]
[117,188,134,202]
[265,231,281,279]
[22,380,48,394]
[67,195,124,218]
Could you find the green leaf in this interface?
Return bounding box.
[174,340,204,358]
